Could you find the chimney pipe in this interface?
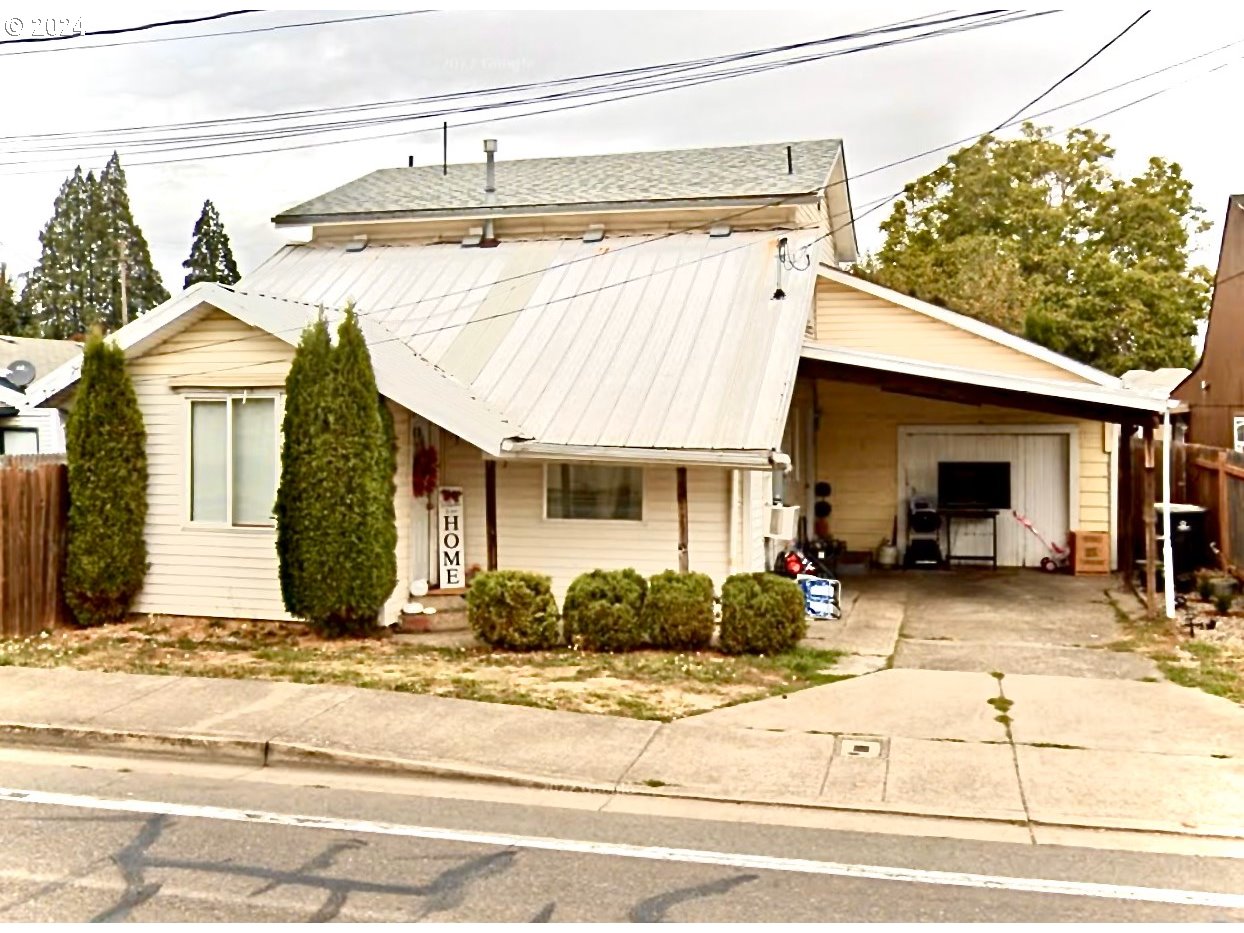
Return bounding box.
[408,155,414,168]
[482,138,498,247]
[786,145,793,175]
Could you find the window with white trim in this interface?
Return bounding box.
[189,394,279,526]
[0,428,38,455]
[546,464,643,521]
[1234,415,1244,455]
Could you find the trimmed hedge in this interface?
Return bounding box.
[643,571,715,651]
[719,572,806,655]
[564,568,648,652]
[466,570,562,650]
[64,334,149,627]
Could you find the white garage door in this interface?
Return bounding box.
[899,429,1071,567]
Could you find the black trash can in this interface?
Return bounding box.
[1154,503,1209,576]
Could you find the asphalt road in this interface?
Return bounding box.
[0,749,1240,922]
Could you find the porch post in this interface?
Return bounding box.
[677,466,689,573]
[1142,423,1157,617]
[1117,423,1134,583]
[484,460,498,572]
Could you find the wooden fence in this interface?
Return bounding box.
[1125,437,1244,574]
[0,455,70,636]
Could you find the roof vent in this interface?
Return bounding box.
[345,235,368,253]
[709,223,732,238]
[461,226,484,248]
[583,224,605,243]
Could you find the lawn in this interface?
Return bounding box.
[0,616,846,721]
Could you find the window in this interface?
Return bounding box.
[189,395,278,526]
[0,428,38,455]
[546,464,643,521]
[1235,416,1244,455]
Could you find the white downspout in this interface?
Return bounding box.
[728,470,741,574]
[1161,410,1176,619]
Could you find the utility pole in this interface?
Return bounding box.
[117,238,129,326]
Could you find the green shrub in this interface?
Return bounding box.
[64,334,148,626]
[564,568,648,652]
[1214,592,1234,615]
[718,572,806,655]
[276,308,397,637]
[466,570,561,650]
[643,571,715,650]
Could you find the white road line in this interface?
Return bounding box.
[0,786,1240,910]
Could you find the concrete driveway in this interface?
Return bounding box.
[806,568,1159,680]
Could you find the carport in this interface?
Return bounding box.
[796,343,1180,617]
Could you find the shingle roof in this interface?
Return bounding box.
[274,139,842,224]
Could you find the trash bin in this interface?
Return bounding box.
[1154,503,1209,576]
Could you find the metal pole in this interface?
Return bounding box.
[1162,410,1176,619]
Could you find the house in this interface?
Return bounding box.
[27,138,1174,626]
[1173,195,1244,451]
[0,335,80,454]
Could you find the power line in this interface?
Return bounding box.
[0,10,1003,141]
[0,11,426,56]
[0,11,1051,174]
[0,10,258,46]
[991,10,1151,129]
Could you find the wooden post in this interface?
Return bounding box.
[1218,449,1231,569]
[1118,424,1134,582]
[484,460,498,572]
[1142,425,1157,617]
[676,467,689,573]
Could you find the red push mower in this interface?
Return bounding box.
[1010,510,1071,572]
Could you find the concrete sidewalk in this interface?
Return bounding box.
[0,665,1241,839]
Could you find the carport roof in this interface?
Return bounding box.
[800,343,1176,424]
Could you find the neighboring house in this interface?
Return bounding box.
[27,138,1172,626]
[0,335,80,454]
[1173,195,1244,451]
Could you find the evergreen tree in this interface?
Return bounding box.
[0,264,27,335]
[182,199,240,288]
[64,333,148,626]
[21,167,94,338]
[274,314,333,618]
[275,307,397,637]
[100,152,169,321]
[21,154,168,337]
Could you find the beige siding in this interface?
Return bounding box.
[442,440,732,601]
[817,380,1111,552]
[130,309,410,624]
[814,279,1089,381]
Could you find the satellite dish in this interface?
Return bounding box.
[4,360,35,387]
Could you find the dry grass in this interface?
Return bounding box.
[0,616,846,721]
[1107,591,1244,704]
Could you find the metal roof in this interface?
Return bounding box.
[274,139,841,224]
[800,343,1176,415]
[237,229,821,459]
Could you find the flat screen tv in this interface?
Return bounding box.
[937,461,1011,511]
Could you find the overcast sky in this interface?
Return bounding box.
[0,5,1240,301]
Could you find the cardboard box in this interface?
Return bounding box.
[1071,531,1110,575]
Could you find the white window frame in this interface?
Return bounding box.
[183,390,283,530]
[542,462,646,523]
[1234,415,1244,455]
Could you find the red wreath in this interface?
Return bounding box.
[412,443,439,498]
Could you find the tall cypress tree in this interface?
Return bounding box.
[100,152,168,322]
[276,307,397,637]
[183,199,240,288]
[64,333,148,626]
[275,315,333,618]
